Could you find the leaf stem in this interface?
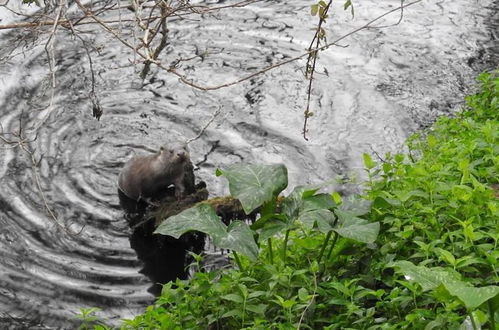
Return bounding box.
[325,231,339,261]
[469,312,478,330]
[282,229,291,263]
[488,300,496,330]
[268,238,274,264]
[317,230,333,264]
[233,252,244,272]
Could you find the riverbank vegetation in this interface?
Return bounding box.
[80,70,498,329]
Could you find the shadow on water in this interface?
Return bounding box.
[119,188,206,296]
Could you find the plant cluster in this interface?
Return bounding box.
[80,71,498,329]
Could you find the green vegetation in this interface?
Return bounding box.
[82,71,498,329]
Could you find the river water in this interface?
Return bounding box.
[0,0,497,328]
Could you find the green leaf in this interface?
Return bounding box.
[257,219,288,241]
[155,205,258,260]
[339,195,372,215]
[154,203,226,239]
[344,0,355,18]
[443,282,499,309]
[373,196,401,209]
[298,288,310,301]
[282,186,306,220]
[220,309,241,318]
[301,193,336,212]
[250,213,287,230]
[390,261,461,292]
[334,222,380,244]
[427,134,437,148]
[334,210,379,243]
[363,153,376,170]
[435,248,456,266]
[248,291,268,299]
[298,209,335,233]
[319,6,327,19]
[216,221,259,260]
[222,293,244,303]
[332,191,342,204]
[245,304,267,315]
[311,4,318,16]
[218,164,288,214]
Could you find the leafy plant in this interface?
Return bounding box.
[82,71,498,329]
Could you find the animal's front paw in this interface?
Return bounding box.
[143,197,160,207]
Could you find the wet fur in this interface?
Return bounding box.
[118,143,190,201]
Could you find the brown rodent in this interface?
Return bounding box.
[118,142,190,203]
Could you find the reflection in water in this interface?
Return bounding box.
[128,212,205,297]
[0,0,497,327]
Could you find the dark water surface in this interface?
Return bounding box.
[0,0,497,327]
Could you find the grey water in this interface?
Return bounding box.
[0,0,497,328]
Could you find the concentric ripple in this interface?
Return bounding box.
[0,0,496,327]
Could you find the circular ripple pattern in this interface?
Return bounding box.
[0,0,497,327]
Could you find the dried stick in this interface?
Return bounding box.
[303,0,333,141]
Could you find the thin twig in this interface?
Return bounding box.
[186,107,222,145]
[303,0,333,140]
[163,0,423,91]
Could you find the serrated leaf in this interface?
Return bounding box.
[222,294,244,303]
[154,203,226,239]
[220,309,241,318]
[373,196,401,209]
[248,291,268,299]
[218,164,288,214]
[435,248,456,266]
[245,304,267,315]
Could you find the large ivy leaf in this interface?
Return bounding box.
[215,221,259,260]
[391,261,499,309]
[334,209,379,243]
[282,186,336,224]
[339,195,372,216]
[154,204,259,260]
[217,164,288,214]
[154,203,226,239]
[281,185,307,220]
[258,219,288,241]
[298,209,335,233]
[301,194,336,212]
[443,281,499,310]
[390,261,459,291]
